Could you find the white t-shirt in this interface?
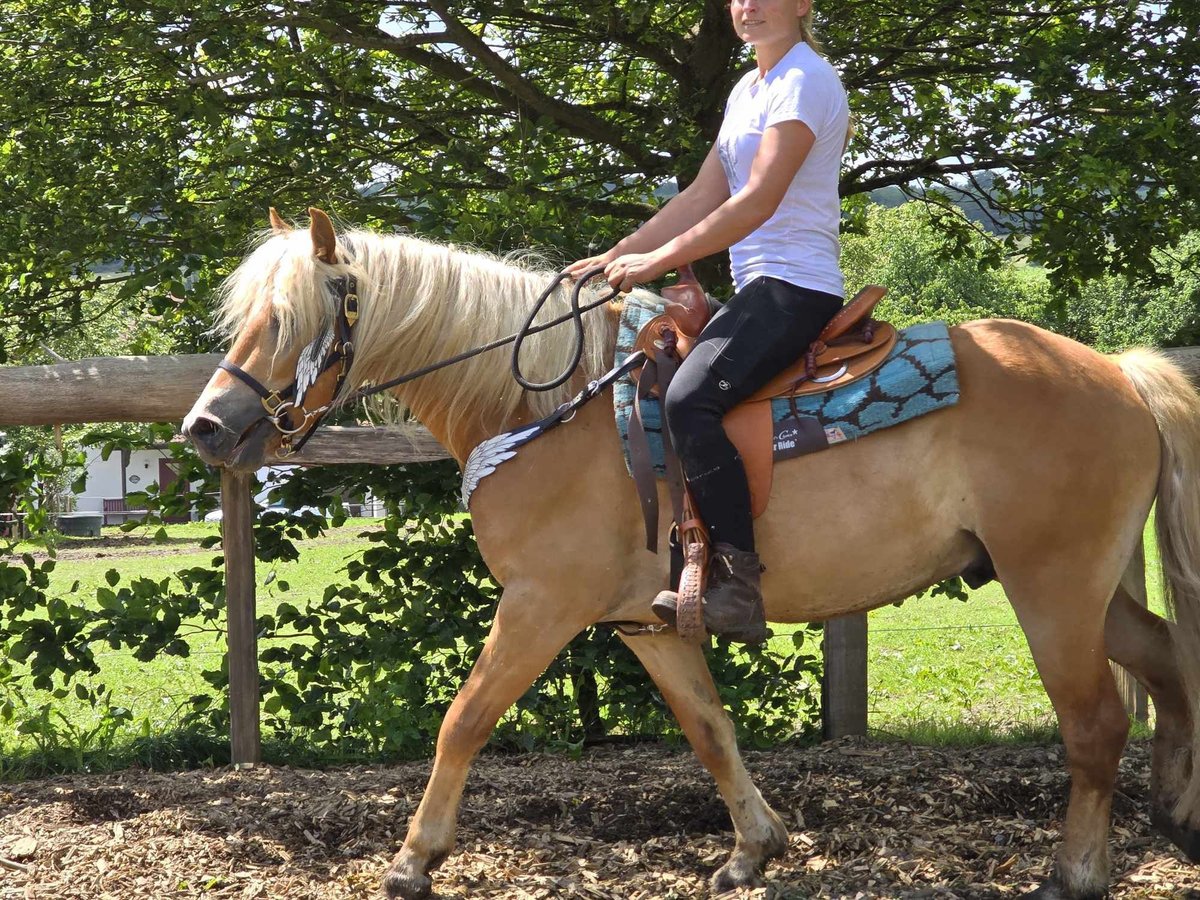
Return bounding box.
[718,42,849,297]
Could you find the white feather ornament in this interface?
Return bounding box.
[461,424,543,509]
[294,325,335,404]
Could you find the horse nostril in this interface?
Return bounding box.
[185,414,222,446]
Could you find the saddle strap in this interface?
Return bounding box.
[628,359,662,553]
[655,349,686,530]
[628,329,687,553]
[625,323,711,638]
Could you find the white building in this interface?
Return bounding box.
[73,451,384,523]
[73,445,192,524]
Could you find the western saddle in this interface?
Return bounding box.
[626,268,895,641]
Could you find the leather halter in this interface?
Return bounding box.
[218,273,359,458]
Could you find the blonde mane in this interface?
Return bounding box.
[216,229,627,444]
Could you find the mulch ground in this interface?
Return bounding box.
[1,738,1196,899]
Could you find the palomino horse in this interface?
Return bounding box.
[184,209,1200,899]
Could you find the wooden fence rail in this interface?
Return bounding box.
[3,348,1199,759]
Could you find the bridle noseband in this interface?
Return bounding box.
[218,273,360,457]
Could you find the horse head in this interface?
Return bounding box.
[183,207,355,471]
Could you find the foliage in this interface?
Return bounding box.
[247,460,822,756]
[1,1,1198,361]
[0,433,823,770]
[0,282,182,528]
[1041,231,1200,351]
[1,0,1196,770]
[842,203,1037,327]
[844,204,1200,351]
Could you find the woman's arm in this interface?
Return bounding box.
[566,144,730,275]
[602,119,817,291]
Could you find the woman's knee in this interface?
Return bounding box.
[664,375,722,438]
[662,377,695,425]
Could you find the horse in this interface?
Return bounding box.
[183,208,1200,900]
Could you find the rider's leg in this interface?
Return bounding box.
[655,277,842,641]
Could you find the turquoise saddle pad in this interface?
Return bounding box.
[612,297,960,475]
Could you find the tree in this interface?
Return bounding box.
[1,1,1197,358]
[842,203,1040,326]
[845,203,1200,350]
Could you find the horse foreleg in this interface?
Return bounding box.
[1105,576,1200,860]
[384,589,591,900]
[619,630,787,892]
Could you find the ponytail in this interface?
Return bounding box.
[799,11,857,150]
[800,11,824,56]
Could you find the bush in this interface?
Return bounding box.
[843,202,1199,352]
[0,435,823,773]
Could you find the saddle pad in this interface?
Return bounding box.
[612,296,960,477]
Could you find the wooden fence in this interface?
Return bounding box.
[4,348,1199,760]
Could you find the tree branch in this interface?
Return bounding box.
[422,0,657,168]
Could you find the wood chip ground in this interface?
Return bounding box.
[1,738,1196,898]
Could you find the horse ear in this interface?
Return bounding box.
[308,207,338,263]
[269,207,292,235]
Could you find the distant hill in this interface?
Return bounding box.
[868,171,1025,235]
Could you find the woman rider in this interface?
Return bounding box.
[568,0,851,644]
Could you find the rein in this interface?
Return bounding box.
[353,266,618,399]
[219,264,619,458]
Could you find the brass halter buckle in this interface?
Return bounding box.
[261,391,285,414]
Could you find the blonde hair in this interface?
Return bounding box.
[800,11,825,56]
[797,10,856,149]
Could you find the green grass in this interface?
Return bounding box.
[864,517,1165,742]
[1,519,384,772]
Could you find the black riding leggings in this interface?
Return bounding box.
[663,276,843,552]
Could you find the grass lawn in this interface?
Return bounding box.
[1,519,383,768]
[866,517,1165,742]
[0,517,1169,769]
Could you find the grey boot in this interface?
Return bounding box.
[651,543,768,645]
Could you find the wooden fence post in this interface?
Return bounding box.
[1113,539,1150,723]
[823,613,868,738]
[221,470,261,763]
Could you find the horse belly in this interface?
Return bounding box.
[756,400,974,622]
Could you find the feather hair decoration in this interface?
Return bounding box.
[294,324,335,405]
[461,424,544,509]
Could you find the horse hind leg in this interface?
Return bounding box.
[1000,563,1131,900]
[617,630,788,892]
[383,589,593,900]
[1105,560,1200,861]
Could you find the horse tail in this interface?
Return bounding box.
[1117,348,1200,819]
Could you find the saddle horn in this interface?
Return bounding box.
[661,265,717,338]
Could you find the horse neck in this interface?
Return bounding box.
[357,242,618,464]
[408,388,541,466]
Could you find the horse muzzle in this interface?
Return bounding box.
[183,409,275,472]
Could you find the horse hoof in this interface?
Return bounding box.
[711,856,766,895]
[1151,804,1200,863]
[1023,881,1068,899]
[1022,877,1105,900]
[382,865,433,900]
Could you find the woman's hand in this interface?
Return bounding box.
[603,251,673,292]
[565,250,618,279]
